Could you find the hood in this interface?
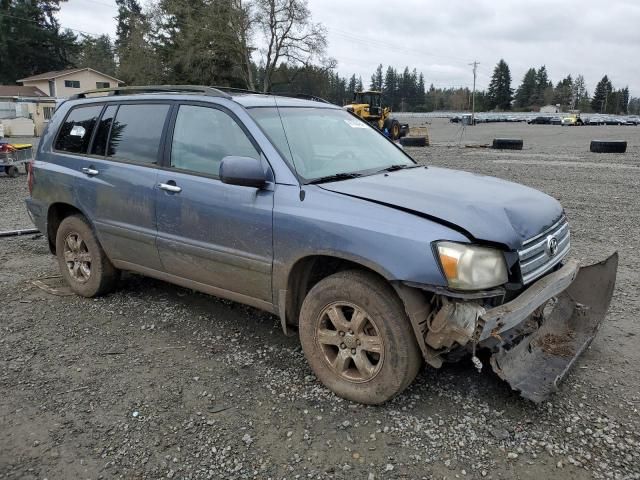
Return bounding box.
[319,166,563,250]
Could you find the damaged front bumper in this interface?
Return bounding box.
[397,253,618,403]
[482,253,618,402]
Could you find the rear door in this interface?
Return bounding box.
[69,102,171,270]
[155,103,274,304]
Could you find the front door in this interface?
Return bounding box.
[155,104,274,304]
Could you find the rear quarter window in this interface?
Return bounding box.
[54,105,103,154]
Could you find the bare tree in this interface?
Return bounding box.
[255,0,327,92]
[229,0,256,90]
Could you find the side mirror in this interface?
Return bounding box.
[219,156,267,188]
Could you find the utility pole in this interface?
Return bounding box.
[469,61,479,125]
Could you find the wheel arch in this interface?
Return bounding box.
[280,253,395,333]
[46,202,88,254]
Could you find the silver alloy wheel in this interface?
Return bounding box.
[315,302,384,383]
[63,232,92,283]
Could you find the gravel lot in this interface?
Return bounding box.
[1,121,639,479]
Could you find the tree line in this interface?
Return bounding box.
[1,1,638,114]
[487,59,634,114]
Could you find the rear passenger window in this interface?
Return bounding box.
[170,105,259,176]
[55,106,102,154]
[90,105,117,156]
[106,104,169,164]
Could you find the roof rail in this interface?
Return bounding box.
[279,92,332,104]
[68,85,232,100]
[214,86,332,104]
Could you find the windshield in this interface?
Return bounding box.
[248,107,414,182]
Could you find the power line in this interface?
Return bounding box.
[328,27,473,65]
[0,12,103,37]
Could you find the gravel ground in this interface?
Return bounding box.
[1,122,640,479]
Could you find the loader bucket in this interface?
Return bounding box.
[489,253,618,403]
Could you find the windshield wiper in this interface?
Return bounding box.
[376,164,421,173]
[306,172,363,184]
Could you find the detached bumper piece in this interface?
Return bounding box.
[482,253,618,403]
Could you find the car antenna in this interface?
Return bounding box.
[273,95,305,201]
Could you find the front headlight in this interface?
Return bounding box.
[435,241,508,290]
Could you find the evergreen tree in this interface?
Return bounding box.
[76,34,116,76]
[152,0,246,86]
[347,74,357,93]
[416,73,426,107]
[553,75,573,110]
[487,59,513,110]
[0,0,78,84]
[115,0,142,54]
[356,76,363,92]
[370,64,383,91]
[620,86,630,114]
[591,75,613,112]
[514,68,537,109]
[383,66,397,109]
[530,65,550,106]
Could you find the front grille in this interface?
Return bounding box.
[518,217,570,284]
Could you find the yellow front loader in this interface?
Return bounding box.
[344,91,409,140]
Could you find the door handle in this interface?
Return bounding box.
[81,167,99,176]
[158,182,182,193]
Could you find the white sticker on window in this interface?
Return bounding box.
[70,125,86,138]
[344,118,368,129]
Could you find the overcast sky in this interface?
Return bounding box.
[58,0,640,95]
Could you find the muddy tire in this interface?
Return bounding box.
[400,136,427,147]
[492,138,523,150]
[590,140,627,153]
[299,270,421,404]
[55,214,119,297]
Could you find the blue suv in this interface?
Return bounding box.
[26,86,617,404]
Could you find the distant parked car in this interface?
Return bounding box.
[603,117,624,126]
[527,116,552,125]
[549,117,562,125]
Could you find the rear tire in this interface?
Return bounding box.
[4,165,18,177]
[55,214,119,297]
[299,270,421,404]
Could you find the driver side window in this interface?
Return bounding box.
[171,105,259,176]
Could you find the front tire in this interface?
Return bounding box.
[299,270,421,404]
[55,214,119,297]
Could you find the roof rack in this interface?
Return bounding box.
[68,85,232,100]
[214,86,332,104]
[280,92,332,104]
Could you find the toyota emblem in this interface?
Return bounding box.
[547,235,559,257]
